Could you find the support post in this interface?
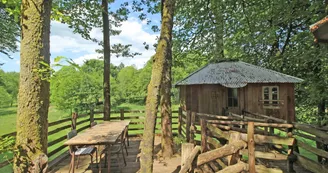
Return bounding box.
[71,112,77,130]
[228,132,242,165]
[178,107,182,136]
[190,112,196,144]
[120,109,124,120]
[200,118,207,152]
[287,128,295,172]
[90,108,94,125]
[181,143,194,167]
[247,122,255,173]
[186,110,191,142]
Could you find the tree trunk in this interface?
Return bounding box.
[102,0,111,121]
[210,0,224,62]
[14,0,52,172]
[140,0,176,172]
[160,8,174,157]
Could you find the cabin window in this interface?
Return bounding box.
[228,88,238,107]
[262,86,279,108]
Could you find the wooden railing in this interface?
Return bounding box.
[178,109,328,173]
[0,109,179,170]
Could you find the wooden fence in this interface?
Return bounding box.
[0,109,179,170]
[178,109,328,173]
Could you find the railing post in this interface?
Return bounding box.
[200,118,207,152]
[186,110,191,142]
[178,107,182,136]
[71,112,77,130]
[247,122,255,173]
[287,121,295,173]
[190,112,196,144]
[120,109,124,120]
[90,108,94,125]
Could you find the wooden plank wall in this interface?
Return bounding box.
[179,83,296,121]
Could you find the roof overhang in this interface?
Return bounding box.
[310,16,328,43]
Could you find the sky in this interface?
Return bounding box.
[0,1,160,72]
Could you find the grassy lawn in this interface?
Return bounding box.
[0,103,180,172]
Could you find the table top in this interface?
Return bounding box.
[64,120,130,146]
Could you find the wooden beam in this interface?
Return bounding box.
[216,161,248,173]
[179,145,201,173]
[228,132,242,165]
[197,140,246,166]
[255,165,283,173]
[240,133,294,146]
[294,123,328,142]
[181,143,194,167]
[239,149,287,160]
[245,111,287,123]
[293,131,328,145]
[297,140,328,159]
[200,164,214,173]
[248,122,255,173]
[207,120,293,128]
[295,152,328,173]
[200,118,207,152]
[207,137,222,149]
[207,124,229,140]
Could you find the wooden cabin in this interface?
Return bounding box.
[175,61,303,122]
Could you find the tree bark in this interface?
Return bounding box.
[14,0,52,172]
[160,24,174,157]
[140,0,175,172]
[102,0,111,121]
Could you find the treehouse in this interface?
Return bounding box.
[175,61,303,122]
[310,16,328,43]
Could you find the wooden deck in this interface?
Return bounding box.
[48,137,181,173]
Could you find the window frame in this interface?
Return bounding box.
[227,88,238,108]
[262,86,280,109]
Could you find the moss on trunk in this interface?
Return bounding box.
[140,0,176,172]
[14,0,52,172]
[102,0,111,121]
[160,34,174,159]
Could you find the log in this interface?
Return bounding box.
[200,119,207,152]
[294,152,328,173]
[197,113,234,120]
[297,140,328,159]
[216,161,248,173]
[181,143,194,167]
[293,131,328,145]
[207,124,229,140]
[207,120,293,128]
[228,132,241,165]
[247,112,287,123]
[239,149,287,160]
[255,165,283,173]
[248,122,255,173]
[294,123,328,143]
[200,164,214,173]
[207,137,222,149]
[208,161,220,172]
[240,133,294,145]
[179,145,201,173]
[197,140,246,166]
[186,111,191,142]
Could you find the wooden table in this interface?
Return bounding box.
[64,120,130,173]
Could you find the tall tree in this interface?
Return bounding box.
[0,1,20,61]
[14,0,51,172]
[160,0,174,158]
[102,0,111,121]
[140,0,176,171]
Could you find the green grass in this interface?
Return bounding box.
[0,103,180,172]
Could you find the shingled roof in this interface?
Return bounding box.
[310,16,328,43]
[175,61,303,88]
